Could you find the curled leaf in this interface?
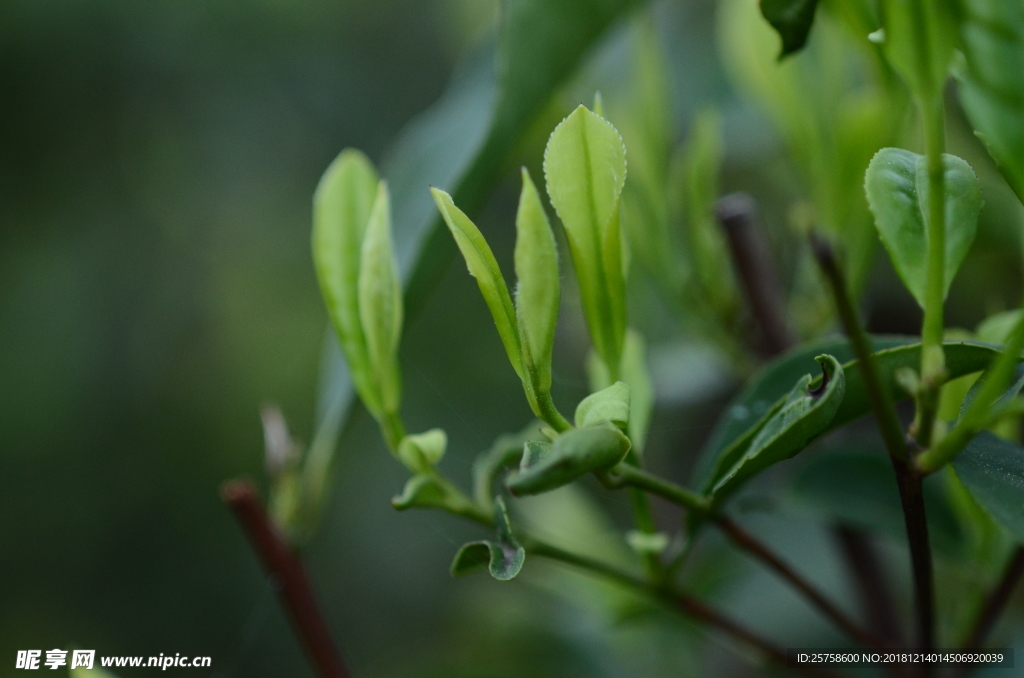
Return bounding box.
[507,422,631,496]
[449,497,525,580]
[711,354,846,500]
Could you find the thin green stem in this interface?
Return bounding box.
[605,463,710,513]
[917,95,948,449]
[535,389,572,432]
[381,410,407,452]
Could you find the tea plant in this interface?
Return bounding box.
[225,0,1024,675]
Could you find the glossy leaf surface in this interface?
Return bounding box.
[865,148,982,307]
[954,431,1024,542]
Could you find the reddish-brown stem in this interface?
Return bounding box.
[673,594,843,678]
[717,516,886,651]
[222,479,350,678]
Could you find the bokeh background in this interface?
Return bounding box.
[3,0,1023,676]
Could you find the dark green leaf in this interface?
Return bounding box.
[450,497,526,580]
[450,542,493,577]
[790,447,965,555]
[760,0,820,58]
[954,431,1024,542]
[865,148,983,308]
[954,0,1024,203]
[709,355,846,500]
[471,422,544,510]
[959,364,1024,423]
[694,337,1002,490]
[507,422,631,496]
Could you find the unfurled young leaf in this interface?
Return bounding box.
[514,168,560,395]
[955,0,1024,203]
[359,181,403,416]
[710,355,846,500]
[398,428,447,472]
[506,422,631,496]
[760,0,819,58]
[574,382,631,429]
[312,149,383,416]
[450,497,525,581]
[865,148,983,307]
[432,187,524,380]
[544,105,628,373]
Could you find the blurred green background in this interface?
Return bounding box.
[3,0,1023,676]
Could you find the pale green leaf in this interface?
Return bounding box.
[514,168,560,394]
[574,381,631,429]
[544,105,628,370]
[358,181,403,414]
[977,309,1024,344]
[431,187,523,379]
[398,428,447,471]
[865,148,983,307]
[312,149,382,415]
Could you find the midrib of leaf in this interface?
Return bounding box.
[579,113,614,363]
